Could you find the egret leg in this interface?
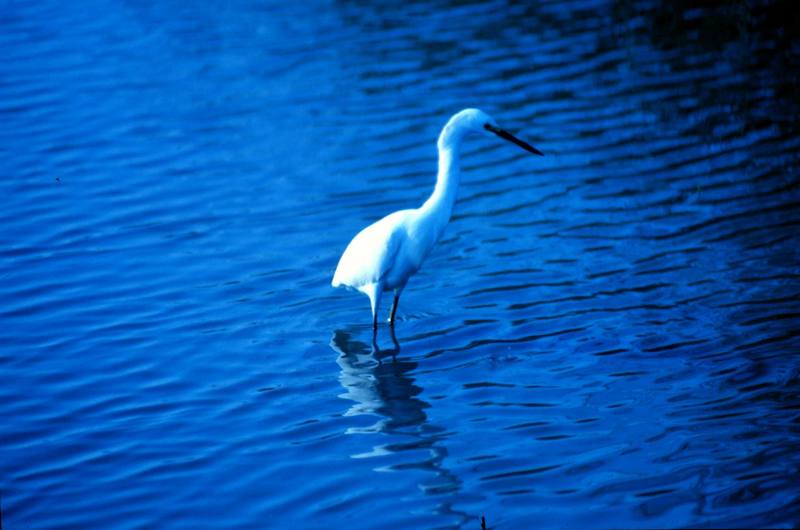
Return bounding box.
[389,294,400,327]
[389,323,400,352]
[365,282,383,332]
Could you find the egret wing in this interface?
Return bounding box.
[331,210,410,289]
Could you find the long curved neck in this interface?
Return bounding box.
[420,133,462,221]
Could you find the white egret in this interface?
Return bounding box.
[332,108,543,331]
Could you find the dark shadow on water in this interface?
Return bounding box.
[330,329,473,523]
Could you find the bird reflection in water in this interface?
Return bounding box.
[329,330,467,507]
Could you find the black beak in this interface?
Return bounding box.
[484,123,543,156]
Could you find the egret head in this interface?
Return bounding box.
[440,108,543,156]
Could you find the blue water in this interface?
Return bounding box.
[2,1,799,528]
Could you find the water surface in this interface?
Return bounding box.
[2,1,799,528]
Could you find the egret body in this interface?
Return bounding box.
[332,108,542,331]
